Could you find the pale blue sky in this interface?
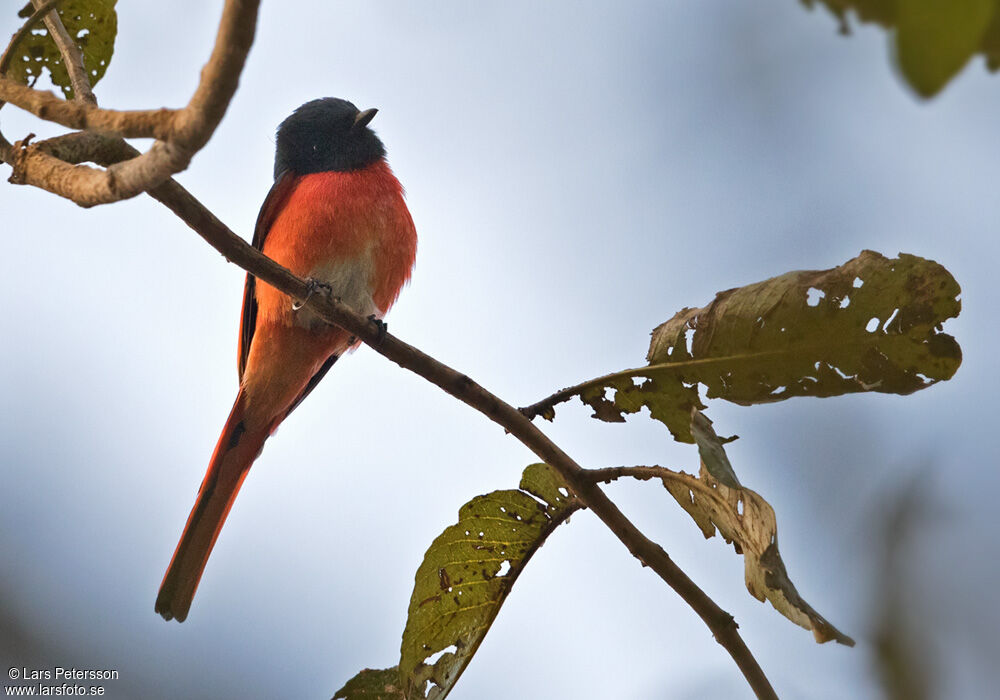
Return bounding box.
[2,2,998,698]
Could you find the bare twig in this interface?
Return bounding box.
[30,0,95,104]
[0,0,261,205]
[0,78,174,137]
[168,0,257,151]
[127,178,777,699]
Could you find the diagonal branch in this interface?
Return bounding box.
[138,177,779,700]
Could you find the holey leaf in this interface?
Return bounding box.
[333,464,580,700]
[8,1,118,98]
[332,669,404,700]
[646,250,961,399]
[536,251,960,442]
[658,463,855,645]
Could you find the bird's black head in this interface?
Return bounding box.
[273,97,386,179]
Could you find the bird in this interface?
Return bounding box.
[155,98,417,622]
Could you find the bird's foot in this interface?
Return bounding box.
[292,278,334,311]
[368,314,388,344]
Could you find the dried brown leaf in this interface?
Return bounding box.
[660,464,854,645]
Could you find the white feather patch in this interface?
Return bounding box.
[295,244,381,329]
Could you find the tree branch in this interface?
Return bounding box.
[30,0,95,104]
[132,179,778,699]
[0,0,261,206]
[0,77,175,137]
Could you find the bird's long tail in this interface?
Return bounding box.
[155,391,267,622]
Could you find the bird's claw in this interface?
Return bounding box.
[368,314,388,343]
[292,278,334,311]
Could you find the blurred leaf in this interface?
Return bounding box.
[800,0,895,30]
[335,464,580,700]
[801,0,998,97]
[896,0,994,97]
[871,475,939,700]
[659,463,855,645]
[8,0,117,98]
[690,409,741,488]
[536,251,961,443]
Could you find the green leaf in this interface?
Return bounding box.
[801,0,999,97]
[896,0,995,97]
[656,463,854,645]
[7,0,118,98]
[332,668,405,700]
[538,251,961,442]
[335,464,580,700]
[800,0,895,30]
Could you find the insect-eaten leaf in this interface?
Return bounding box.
[659,463,855,645]
[9,0,118,98]
[331,668,405,700]
[333,464,580,700]
[801,0,999,97]
[537,251,961,443]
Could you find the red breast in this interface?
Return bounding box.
[254,159,417,327]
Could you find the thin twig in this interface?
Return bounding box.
[520,363,682,421]
[30,0,95,104]
[585,465,671,482]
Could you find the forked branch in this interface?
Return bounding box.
[0,0,260,205]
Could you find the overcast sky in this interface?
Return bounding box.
[2,2,998,698]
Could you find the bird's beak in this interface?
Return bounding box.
[353,108,378,130]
